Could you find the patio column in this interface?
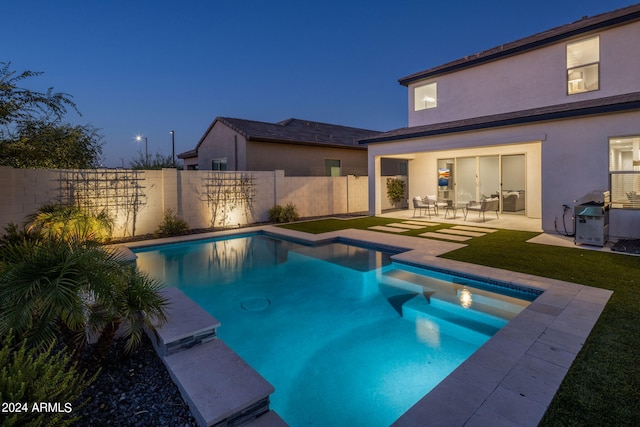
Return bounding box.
[368,155,381,215]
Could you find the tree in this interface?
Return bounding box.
[0,62,104,169]
[0,62,77,133]
[129,150,180,170]
[0,120,104,168]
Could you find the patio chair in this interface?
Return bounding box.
[427,195,448,216]
[464,198,500,222]
[413,196,437,218]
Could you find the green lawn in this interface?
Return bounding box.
[279,217,640,425]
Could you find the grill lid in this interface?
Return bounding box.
[575,206,606,216]
[575,190,610,206]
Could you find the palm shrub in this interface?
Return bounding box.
[26,203,113,243]
[0,236,168,354]
[0,331,94,427]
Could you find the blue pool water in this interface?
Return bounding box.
[134,234,536,426]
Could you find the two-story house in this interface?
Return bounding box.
[362,4,640,239]
[179,116,406,176]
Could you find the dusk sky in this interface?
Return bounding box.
[3,0,637,167]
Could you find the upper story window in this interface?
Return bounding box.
[567,36,599,94]
[414,82,437,111]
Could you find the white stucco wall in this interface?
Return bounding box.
[408,20,640,127]
[367,111,640,239]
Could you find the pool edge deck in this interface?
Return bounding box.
[125,225,612,427]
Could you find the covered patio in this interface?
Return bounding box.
[379,208,542,233]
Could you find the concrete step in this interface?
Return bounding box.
[241,410,288,426]
[164,339,275,427]
[148,288,277,426]
[149,287,221,356]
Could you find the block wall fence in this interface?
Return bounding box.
[0,166,403,238]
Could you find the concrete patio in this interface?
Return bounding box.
[380,208,542,233]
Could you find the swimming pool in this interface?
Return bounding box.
[134,234,537,426]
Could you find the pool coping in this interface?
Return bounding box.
[119,226,612,427]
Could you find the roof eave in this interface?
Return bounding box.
[247,136,367,150]
[362,96,640,144]
[399,6,640,86]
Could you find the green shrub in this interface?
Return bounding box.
[269,205,284,223]
[269,203,300,223]
[0,331,93,427]
[156,209,189,237]
[0,223,36,249]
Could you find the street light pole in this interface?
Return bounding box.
[136,135,148,165]
[170,130,175,168]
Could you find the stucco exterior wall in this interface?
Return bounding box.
[408,20,640,127]
[539,111,640,239]
[0,167,369,238]
[246,140,367,176]
[196,122,247,171]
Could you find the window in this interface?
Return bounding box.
[414,82,437,111]
[567,36,599,94]
[212,157,227,171]
[325,159,341,176]
[609,136,640,209]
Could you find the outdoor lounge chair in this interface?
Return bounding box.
[412,196,437,218]
[464,198,500,222]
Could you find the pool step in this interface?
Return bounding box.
[402,294,500,346]
[380,268,527,322]
[148,288,281,427]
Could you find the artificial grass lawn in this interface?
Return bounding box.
[279,217,640,425]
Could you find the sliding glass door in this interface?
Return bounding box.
[456,157,476,204]
[501,154,526,213]
[444,154,523,212]
[479,156,499,199]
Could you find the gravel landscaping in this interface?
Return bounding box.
[74,335,196,427]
